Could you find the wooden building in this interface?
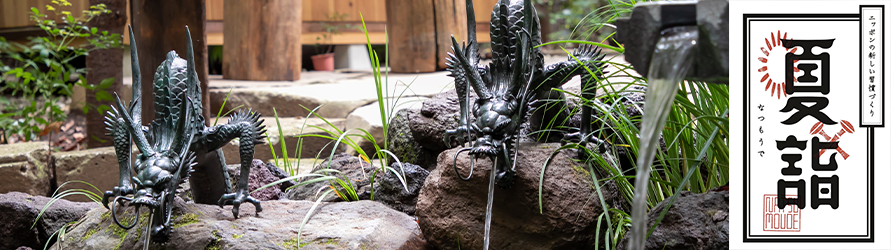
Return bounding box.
[1,0,500,76]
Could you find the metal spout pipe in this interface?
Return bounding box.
[615,0,728,84]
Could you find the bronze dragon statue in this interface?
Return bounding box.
[445,0,607,188]
[101,26,266,245]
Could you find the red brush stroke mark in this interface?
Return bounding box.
[782,83,787,97]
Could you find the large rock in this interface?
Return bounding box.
[226,159,292,201]
[409,90,477,154]
[0,142,52,196]
[53,147,124,202]
[417,143,628,249]
[618,185,729,250]
[344,97,426,155]
[218,117,345,165]
[52,197,429,249]
[286,153,377,202]
[387,109,439,169]
[359,162,429,216]
[0,191,98,250]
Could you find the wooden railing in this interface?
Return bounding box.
[2,0,497,45]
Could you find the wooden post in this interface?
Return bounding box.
[85,0,127,148]
[130,0,210,126]
[434,0,468,70]
[386,0,437,73]
[222,0,302,81]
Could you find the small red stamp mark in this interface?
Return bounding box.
[763,194,802,232]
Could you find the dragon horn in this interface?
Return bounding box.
[464,0,478,66]
[114,93,155,155]
[169,26,197,153]
[513,0,536,97]
[451,35,491,99]
[185,26,198,99]
[128,25,142,121]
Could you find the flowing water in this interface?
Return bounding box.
[143,209,153,250]
[626,26,698,250]
[483,157,497,250]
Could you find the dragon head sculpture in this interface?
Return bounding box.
[102,25,200,244]
[444,0,541,188]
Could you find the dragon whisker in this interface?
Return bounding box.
[453,147,475,181]
[111,196,140,230]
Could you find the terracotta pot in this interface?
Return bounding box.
[311,53,335,71]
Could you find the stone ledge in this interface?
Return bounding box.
[53,198,429,249]
[0,142,51,197]
[217,116,346,165]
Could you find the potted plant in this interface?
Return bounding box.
[311,13,351,71]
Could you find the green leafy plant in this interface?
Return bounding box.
[0,1,122,142]
[314,12,352,54]
[530,0,728,248]
[537,60,727,250]
[257,12,414,198]
[534,0,640,43]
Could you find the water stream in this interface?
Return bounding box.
[626,26,698,250]
[483,157,497,250]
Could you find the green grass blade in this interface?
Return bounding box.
[213,88,234,126]
[33,180,102,230]
[265,131,278,167]
[273,108,290,172]
[252,174,336,193]
[297,189,335,249]
[293,105,324,176]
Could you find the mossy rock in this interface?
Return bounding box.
[52,197,429,249]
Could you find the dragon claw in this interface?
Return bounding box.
[562,131,609,153]
[588,137,609,153]
[561,131,582,143]
[102,185,134,209]
[218,191,262,218]
[445,125,473,147]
